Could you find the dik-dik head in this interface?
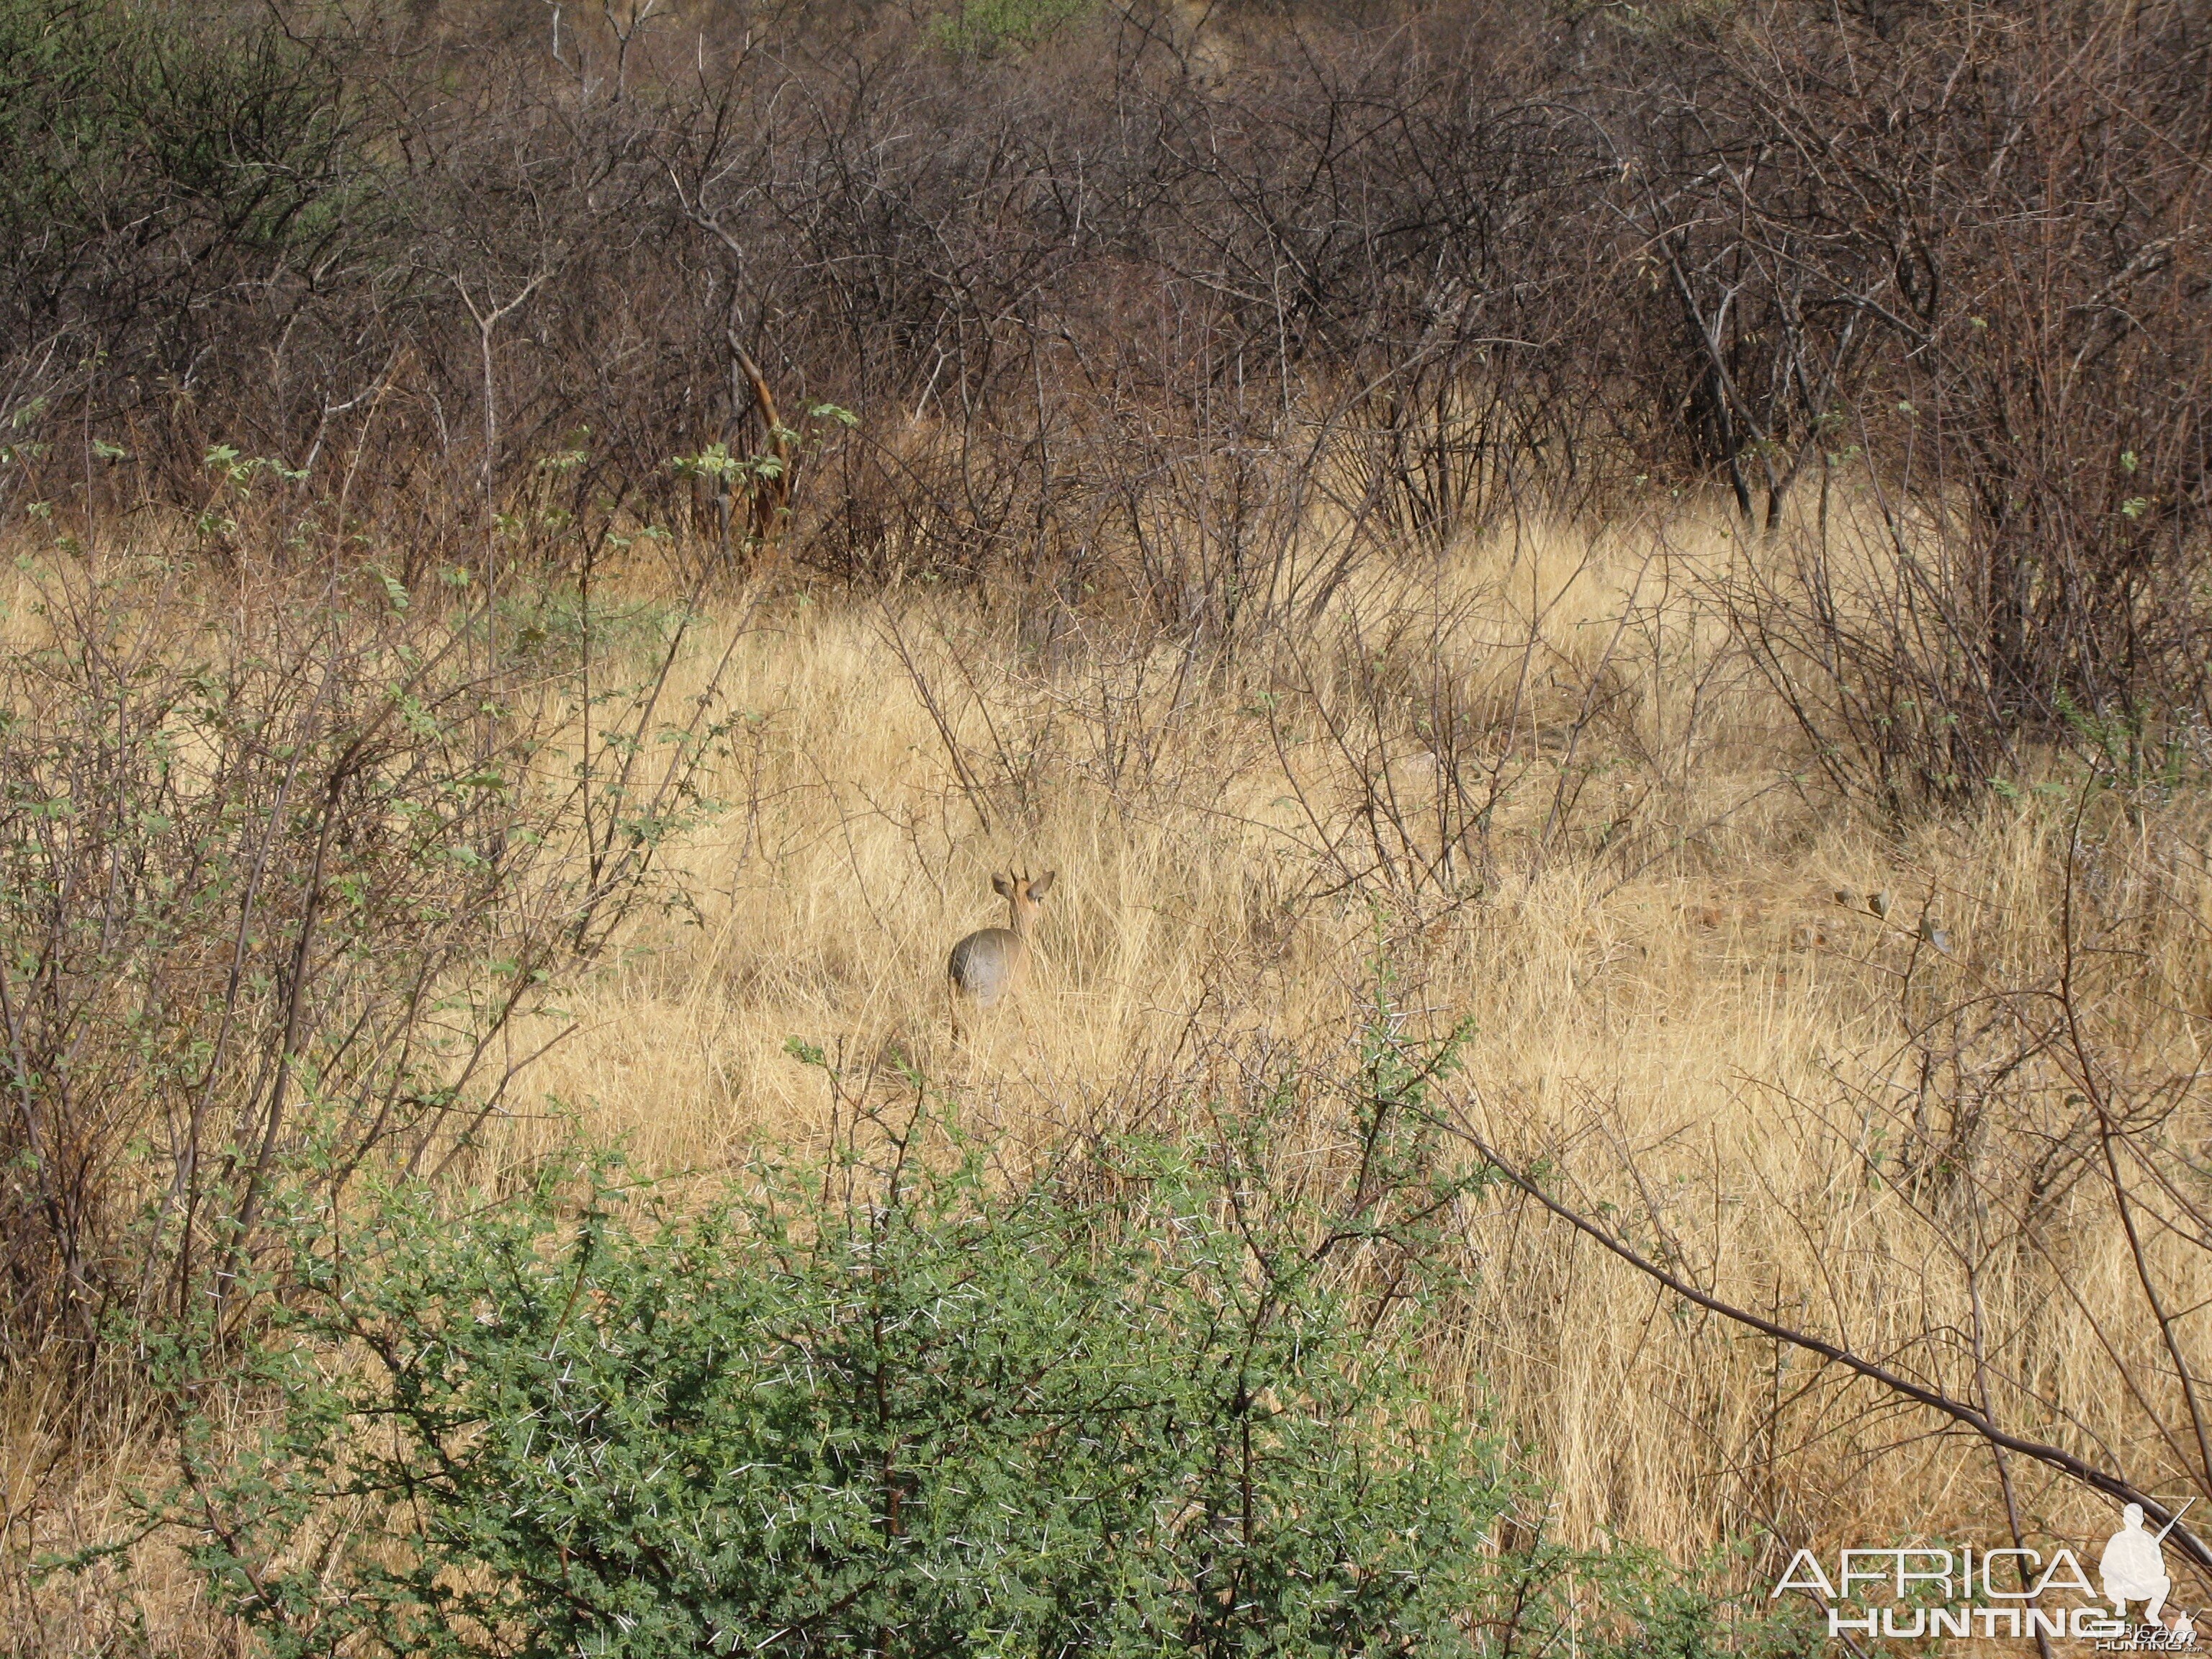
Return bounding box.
[992,868,1055,935]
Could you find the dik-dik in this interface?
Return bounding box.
[947,869,1054,1038]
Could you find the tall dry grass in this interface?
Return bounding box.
[512,508,2212,1560]
[12,505,2212,1650]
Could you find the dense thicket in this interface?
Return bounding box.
[8,0,2207,603]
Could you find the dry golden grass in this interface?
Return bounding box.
[13,506,2212,1647]
[500,509,2212,1566]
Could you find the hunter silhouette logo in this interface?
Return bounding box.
[2103,1505,2175,1628]
[1773,1499,2200,1646]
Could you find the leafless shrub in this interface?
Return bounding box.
[1632,3,2212,809]
[0,521,752,1393]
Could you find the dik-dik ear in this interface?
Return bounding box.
[1028,871,1056,898]
[991,872,1012,897]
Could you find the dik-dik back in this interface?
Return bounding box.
[948,868,1054,1025]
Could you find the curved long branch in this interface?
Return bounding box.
[1432,1109,2212,1573]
